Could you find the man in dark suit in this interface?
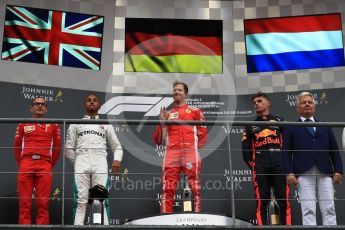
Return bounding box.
[283,92,343,225]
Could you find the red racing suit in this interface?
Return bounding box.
[154,104,207,213]
[14,123,61,224]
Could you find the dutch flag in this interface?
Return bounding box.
[244,14,345,73]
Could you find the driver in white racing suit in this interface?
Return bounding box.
[65,94,123,225]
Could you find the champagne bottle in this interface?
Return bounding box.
[91,200,102,225]
[267,186,280,225]
[182,176,193,212]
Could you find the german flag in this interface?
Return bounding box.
[125,18,222,74]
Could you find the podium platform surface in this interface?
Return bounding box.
[1,223,345,229]
[124,213,252,226]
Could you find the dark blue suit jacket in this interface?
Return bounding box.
[282,118,343,175]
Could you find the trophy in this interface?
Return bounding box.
[182,175,193,212]
[267,186,280,225]
[88,184,109,225]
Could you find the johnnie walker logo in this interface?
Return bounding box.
[285,92,328,107]
[20,85,63,103]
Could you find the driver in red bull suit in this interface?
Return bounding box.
[242,92,291,225]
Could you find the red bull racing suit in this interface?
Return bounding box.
[154,104,207,213]
[242,115,291,225]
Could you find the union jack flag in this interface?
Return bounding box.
[2,5,104,70]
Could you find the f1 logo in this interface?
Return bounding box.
[99,96,174,116]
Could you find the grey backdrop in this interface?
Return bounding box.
[0,82,344,225]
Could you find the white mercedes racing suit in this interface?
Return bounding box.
[65,115,123,225]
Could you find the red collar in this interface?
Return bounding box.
[173,103,188,109]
